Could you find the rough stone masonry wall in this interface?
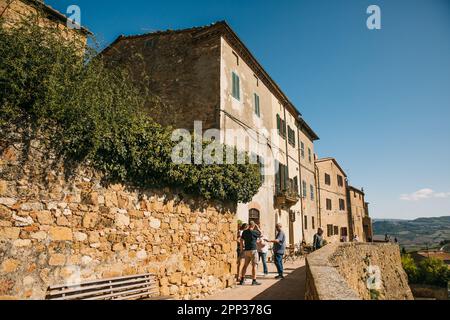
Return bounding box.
[0,133,237,300]
[306,243,413,300]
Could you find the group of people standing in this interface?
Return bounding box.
[236,221,286,285]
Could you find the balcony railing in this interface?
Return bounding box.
[275,181,300,206]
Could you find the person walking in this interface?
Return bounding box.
[270,223,286,280]
[239,221,262,286]
[313,228,324,251]
[257,229,269,276]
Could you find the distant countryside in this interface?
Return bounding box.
[373,216,450,252]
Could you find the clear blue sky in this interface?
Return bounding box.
[46,0,450,220]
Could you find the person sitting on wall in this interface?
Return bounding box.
[313,228,324,251]
[239,221,262,286]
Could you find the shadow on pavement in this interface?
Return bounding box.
[251,266,306,300]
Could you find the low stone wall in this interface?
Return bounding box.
[305,243,413,300]
[0,137,237,300]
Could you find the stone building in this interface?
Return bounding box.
[101,21,321,245]
[347,186,366,241]
[0,0,90,44]
[362,202,373,242]
[315,158,350,243]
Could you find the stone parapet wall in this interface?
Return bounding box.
[305,243,413,300]
[0,135,237,300]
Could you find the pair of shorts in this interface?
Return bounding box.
[237,250,245,260]
[244,250,259,266]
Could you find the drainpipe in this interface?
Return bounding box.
[315,163,322,229]
[282,105,290,240]
[296,117,305,243]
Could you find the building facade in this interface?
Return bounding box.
[102,21,322,244]
[315,158,350,243]
[347,186,366,241]
[101,21,373,246]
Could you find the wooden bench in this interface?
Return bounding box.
[46,273,164,300]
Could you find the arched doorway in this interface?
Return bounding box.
[249,209,260,226]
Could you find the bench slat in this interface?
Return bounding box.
[50,283,157,300]
[84,288,159,301]
[49,273,153,290]
[48,276,155,296]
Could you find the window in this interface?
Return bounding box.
[304,216,308,230]
[334,226,339,236]
[327,224,333,237]
[293,176,299,195]
[232,72,240,101]
[341,227,348,237]
[249,209,260,226]
[277,114,286,138]
[312,217,315,230]
[337,175,344,187]
[288,126,296,147]
[257,155,265,183]
[339,199,346,211]
[276,114,286,138]
[254,93,260,117]
[326,198,332,210]
[302,180,307,198]
[308,148,312,163]
[310,185,314,201]
[325,173,331,186]
[275,161,289,194]
[254,74,259,86]
[300,142,305,158]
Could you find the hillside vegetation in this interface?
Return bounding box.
[373,216,450,250]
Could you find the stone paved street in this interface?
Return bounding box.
[204,258,306,300]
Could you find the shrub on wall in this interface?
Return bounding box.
[0,18,261,203]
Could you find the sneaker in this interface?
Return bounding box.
[239,279,245,285]
[252,280,262,286]
[275,275,284,279]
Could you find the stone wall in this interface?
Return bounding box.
[0,0,88,45]
[102,28,221,132]
[0,132,237,300]
[305,243,413,300]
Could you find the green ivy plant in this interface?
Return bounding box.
[0,17,262,203]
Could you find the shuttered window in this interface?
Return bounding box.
[276,114,286,138]
[254,93,260,117]
[310,185,314,201]
[326,198,332,210]
[325,173,331,186]
[288,126,296,147]
[300,142,305,158]
[302,180,307,198]
[232,72,240,100]
[339,199,346,211]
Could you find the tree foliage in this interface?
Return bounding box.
[402,254,450,287]
[0,18,261,203]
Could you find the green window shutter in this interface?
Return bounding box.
[302,180,307,198]
[254,94,260,117]
[277,114,281,133]
[232,72,240,100]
